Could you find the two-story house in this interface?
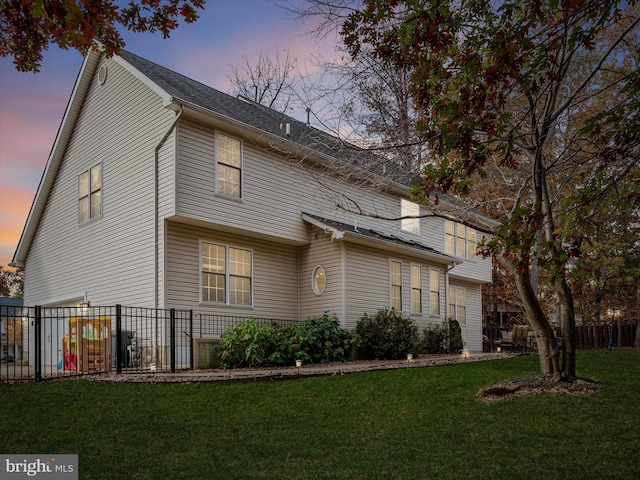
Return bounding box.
[11,49,496,352]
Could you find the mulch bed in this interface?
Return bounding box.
[477,376,600,402]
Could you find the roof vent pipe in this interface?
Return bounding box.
[286,123,290,137]
[306,107,311,125]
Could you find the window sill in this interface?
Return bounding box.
[199,301,254,309]
[78,215,103,227]
[214,192,244,204]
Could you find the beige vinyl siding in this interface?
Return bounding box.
[156,131,176,308]
[299,226,345,324]
[165,221,299,320]
[342,244,453,332]
[23,56,176,307]
[177,122,307,242]
[342,245,404,330]
[449,280,483,352]
[176,121,423,246]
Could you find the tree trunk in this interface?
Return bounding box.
[635,277,640,348]
[556,277,576,379]
[520,277,560,378]
[498,254,560,378]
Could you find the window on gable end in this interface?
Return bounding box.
[78,163,102,224]
[215,132,242,198]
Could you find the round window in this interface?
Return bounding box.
[98,65,108,85]
[312,265,326,296]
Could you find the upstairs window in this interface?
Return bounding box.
[78,164,101,223]
[401,199,420,234]
[216,133,242,198]
[445,220,477,259]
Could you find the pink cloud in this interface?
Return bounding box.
[0,186,33,268]
[168,15,338,92]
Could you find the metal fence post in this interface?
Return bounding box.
[189,310,194,370]
[170,308,176,373]
[116,304,122,374]
[34,305,42,382]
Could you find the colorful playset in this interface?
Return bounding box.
[62,316,111,372]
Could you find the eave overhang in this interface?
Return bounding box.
[303,213,460,266]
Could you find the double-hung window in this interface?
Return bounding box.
[411,265,422,314]
[201,242,252,306]
[430,269,440,315]
[448,286,466,324]
[390,260,402,311]
[78,164,102,223]
[216,133,242,198]
[445,220,477,259]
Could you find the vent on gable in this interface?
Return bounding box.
[98,65,108,85]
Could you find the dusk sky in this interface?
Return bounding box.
[0,0,338,269]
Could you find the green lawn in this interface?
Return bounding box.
[1,349,638,479]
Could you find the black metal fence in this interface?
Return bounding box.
[1,304,300,383]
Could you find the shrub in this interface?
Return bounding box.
[298,314,361,364]
[218,317,277,368]
[420,320,465,354]
[421,322,449,354]
[218,314,359,368]
[448,319,465,354]
[355,308,419,360]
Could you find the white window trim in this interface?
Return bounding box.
[214,131,244,200]
[410,263,423,315]
[389,259,403,311]
[78,162,103,224]
[311,265,327,296]
[200,240,253,307]
[429,267,441,317]
[445,220,477,260]
[448,286,467,325]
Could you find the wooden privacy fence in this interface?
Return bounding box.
[574,324,636,349]
[484,324,637,351]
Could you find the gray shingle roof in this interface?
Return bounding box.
[303,213,454,261]
[120,50,362,161]
[119,50,498,232]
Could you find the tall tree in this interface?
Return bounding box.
[323,47,427,172]
[0,0,205,72]
[0,266,23,298]
[227,49,304,114]
[343,0,640,379]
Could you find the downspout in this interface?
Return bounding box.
[297,247,300,322]
[154,104,184,309]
